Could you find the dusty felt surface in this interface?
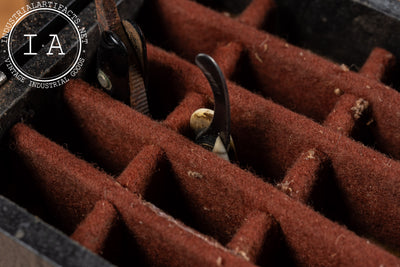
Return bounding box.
[236,0,275,28]
[277,149,325,203]
[323,94,357,135]
[71,200,118,254]
[61,78,400,266]
[162,91,208,133]
[226,211,277,263]
[145,0,400,161]
[116,145,164,195]
[360,47,395,82]
[11,123,254,267]
[143,43,400,252]
[146,24,400,250]
[7,0,400,264]
[210,42,243,79]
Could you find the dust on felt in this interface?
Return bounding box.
[254,37,269,63]
[351,98,369,119]
[334,88,343,96]
[188,170,203,179]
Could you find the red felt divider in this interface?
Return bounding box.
[6,0,400,265]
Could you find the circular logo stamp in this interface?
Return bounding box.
[1,2,88,88]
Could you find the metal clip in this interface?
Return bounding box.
[191,53,237,161]
[95,0,149,115]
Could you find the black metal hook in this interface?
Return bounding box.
[194,53,235,161]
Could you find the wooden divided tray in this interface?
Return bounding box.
[1,0,400,266]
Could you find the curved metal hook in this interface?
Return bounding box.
[195,53,231,149]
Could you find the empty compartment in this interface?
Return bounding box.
[194,0,252,15]
[2,135,92,235]
[256,228,298,267]
[147,47,192,120]
[142,156,245,245]
[307,161,352,227]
